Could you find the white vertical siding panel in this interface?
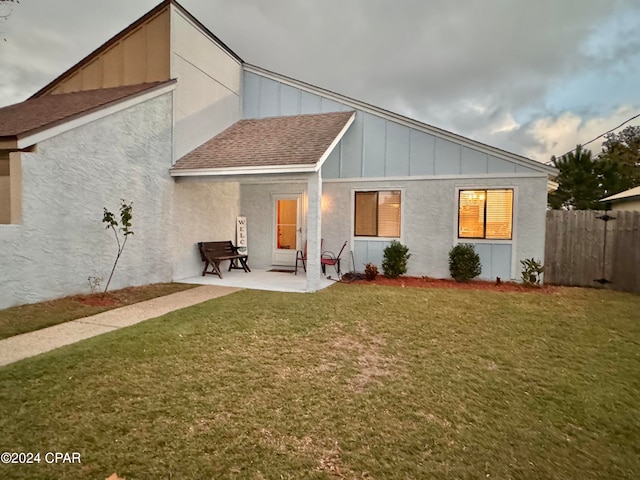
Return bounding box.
[341,113,364,178]
[435,138,462,175]
[320,97,342,113]
[280,83,301,116]
[258,78,280,117]
[363,113,386,177]
[243,72,260,119]
[409,129,436,175]
[300,91,322,114]
[322,147,341,179]
[461,147,489,174]
[488,155,517,174]
[385,121,411,177]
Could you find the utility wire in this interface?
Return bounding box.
[545,112,640,165]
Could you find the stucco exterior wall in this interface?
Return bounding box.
[171,6,242,160]
[322,176,548,280]
[240,180,309,269]
[0,93,174,309]
[171,178,240,280]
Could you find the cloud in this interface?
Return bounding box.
[0,0,639,163]
[520,106,639,161]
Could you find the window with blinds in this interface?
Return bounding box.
[354,190,401,238]
[458,189,513,240]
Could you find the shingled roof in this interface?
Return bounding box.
[171,111,355,174]
[0,81,175,141]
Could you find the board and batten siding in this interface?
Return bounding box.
[243,71,540,180]
[243,70,549,280]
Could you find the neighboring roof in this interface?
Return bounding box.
[601,186,640,202]
[171,111,355,174]
[244,64,559,177]
[30,0,242,99]
[0,81,175,140]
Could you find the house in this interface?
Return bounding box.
[0,0,557,309]
[600,186,640,211]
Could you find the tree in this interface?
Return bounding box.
[0,0,19,42]
[548,145,610,210]
[102,200,134,293]
[599,125,640,194]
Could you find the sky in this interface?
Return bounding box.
[1,0,639,163]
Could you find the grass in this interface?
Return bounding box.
[0,284,639,479]
[0,283,197,340]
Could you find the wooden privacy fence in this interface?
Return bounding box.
[545,210,640,294]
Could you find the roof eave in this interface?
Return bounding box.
[313,112,355,172]
[170,164,319,177]
[15,81,176,149]
[244,64,559,177]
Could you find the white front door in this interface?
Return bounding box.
[272,194,302,266]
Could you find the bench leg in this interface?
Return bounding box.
[211,261,224,279]
[239,257,251,273]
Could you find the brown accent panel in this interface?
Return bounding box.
[102,43,125,88]
[123,27,146,84]
[145,9,171,82]
[43,8,170,96]
[79,58,104,91]
[0,151,9,175]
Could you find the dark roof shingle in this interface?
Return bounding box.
[0,81,174,139]
[172,111,355,171]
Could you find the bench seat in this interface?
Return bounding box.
[197,241,250,279]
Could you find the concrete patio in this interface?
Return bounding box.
[176,268,337,293]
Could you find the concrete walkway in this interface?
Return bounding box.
[0,285,241,367]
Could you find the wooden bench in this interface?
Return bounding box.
[197,241,251,279]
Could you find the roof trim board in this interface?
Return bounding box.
[10,82,176,149]
[170,111,355,177]
[170,164,318,177]
[244,64,558,177]
[314,111,355,171]
[601,185,640,202]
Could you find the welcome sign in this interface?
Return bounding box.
[236,216,247,254]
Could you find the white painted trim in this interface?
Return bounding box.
[323,172,547,183]
[16,83,176,149]
[270,192,304,265]
[350,186,405,253]
[452,185,517,245]
[170,164,318,176]
[171,113,354,177]
[314,112,355,172]
[245,64,558,177]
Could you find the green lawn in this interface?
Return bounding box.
[0,284,638,479]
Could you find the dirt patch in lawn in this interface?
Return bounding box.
[346,274,558,293]
[0,283,198,339]
[74,293,121,307]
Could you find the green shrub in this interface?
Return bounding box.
[364,263,379,281]
[521,258,544,286]
[449,244,482,282]
[382,241,411,278]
